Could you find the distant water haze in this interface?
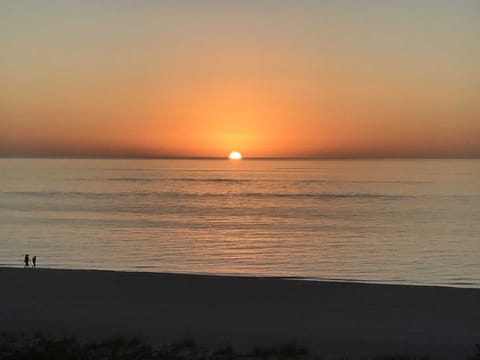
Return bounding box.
[1,159,479,287]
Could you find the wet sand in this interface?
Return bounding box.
[1,267,479,359]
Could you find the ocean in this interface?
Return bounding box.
[1,158,479,287]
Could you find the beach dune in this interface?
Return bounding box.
[1,268,479,359]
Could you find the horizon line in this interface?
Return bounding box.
[1,155,479,160]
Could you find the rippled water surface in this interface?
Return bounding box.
[1,159,479,287]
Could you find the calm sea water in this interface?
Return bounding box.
[1,158,479,287]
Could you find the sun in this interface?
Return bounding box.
[228,151,242,160]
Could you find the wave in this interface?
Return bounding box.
[107,177,252,183]
[295,179,430,184]
[2,190,414,200]
[107,177,155,182]
[52,177,431,186]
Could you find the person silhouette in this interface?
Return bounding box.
[32,256,36,268]
[24,254,29,268]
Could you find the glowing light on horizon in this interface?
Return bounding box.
[229,151,242,160]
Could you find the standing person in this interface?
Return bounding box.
[24,254,29,268]
[32,256,36,268]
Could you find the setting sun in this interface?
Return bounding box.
[229,151,242,160]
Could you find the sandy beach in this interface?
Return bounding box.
[1,267,479,359]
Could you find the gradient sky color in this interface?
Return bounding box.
[1,0,479,158]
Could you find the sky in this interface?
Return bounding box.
[1,0,479,158]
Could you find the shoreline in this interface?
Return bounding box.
[1,267,479,359]
[3,265,479,290]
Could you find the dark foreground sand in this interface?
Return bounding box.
[1,268,479,359]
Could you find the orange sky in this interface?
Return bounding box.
[1,1,479,158]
